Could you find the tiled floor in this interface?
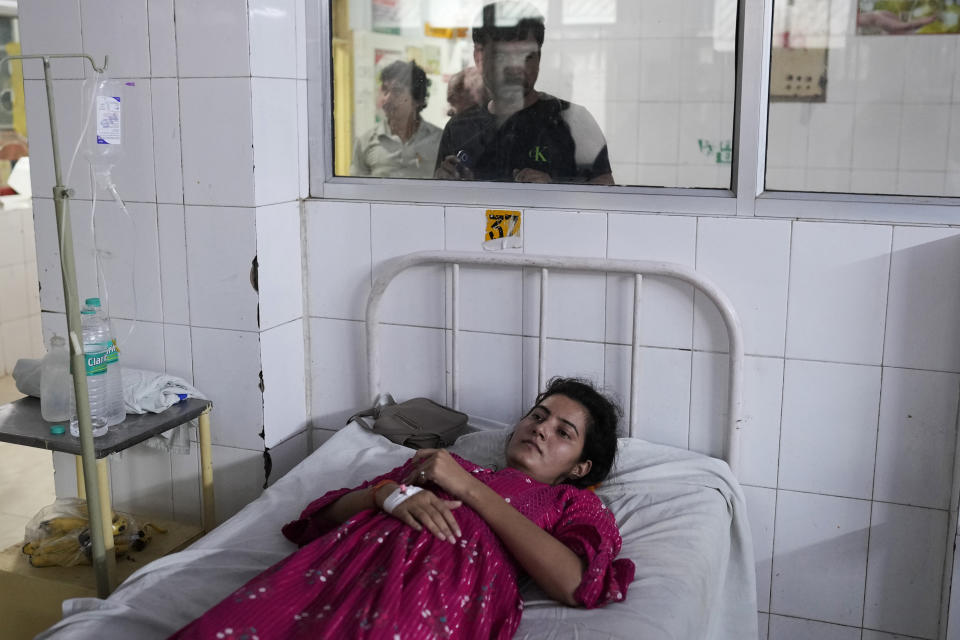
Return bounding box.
[0,375,57,550]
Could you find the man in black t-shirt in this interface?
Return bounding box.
[435,1,614,185]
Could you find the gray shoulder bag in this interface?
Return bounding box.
[349,396,468,449]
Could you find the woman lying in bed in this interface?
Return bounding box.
[170,378,635,639]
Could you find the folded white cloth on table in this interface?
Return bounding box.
[12,359,206,454]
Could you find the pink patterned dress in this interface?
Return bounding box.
[169,454,635,640]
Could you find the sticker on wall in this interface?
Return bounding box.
[483,209,522,251]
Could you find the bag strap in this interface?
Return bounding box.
[346,393,397,430]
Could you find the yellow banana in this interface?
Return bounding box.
[39,516,89,537]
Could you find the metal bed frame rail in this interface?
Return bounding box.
[366,251,745,474]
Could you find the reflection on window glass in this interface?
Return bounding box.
[766,0,960,197]
[332,0,738,188]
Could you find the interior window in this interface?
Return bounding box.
[331,0,738,189]
[766,0,960,197]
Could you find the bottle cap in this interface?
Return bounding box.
[50,425,66,435]
[85,297,102,307]
[81,310,95,315]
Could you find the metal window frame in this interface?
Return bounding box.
[307,0,960,224]
[365,251,745,475]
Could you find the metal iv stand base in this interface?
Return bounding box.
[0,52,115,598]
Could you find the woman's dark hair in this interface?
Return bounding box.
[534,377,621,489]
[380,60,431,112]
[472,1,546,47]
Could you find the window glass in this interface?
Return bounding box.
[332,0,738,188]
[766,0,960,197]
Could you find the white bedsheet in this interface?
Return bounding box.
[37,423,757,640]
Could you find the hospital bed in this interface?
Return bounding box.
[37,251,759,639]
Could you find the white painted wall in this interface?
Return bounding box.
[0,205,42,374]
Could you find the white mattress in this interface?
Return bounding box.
[37,423,758,640]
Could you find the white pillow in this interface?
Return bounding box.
[447,429,511,470]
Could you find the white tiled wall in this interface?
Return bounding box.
[19,0,311,524]
[767,25,960,196]
[21,2,960,639]
[306,201,960,640]
[0,206,43,374]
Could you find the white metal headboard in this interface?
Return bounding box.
[366,251,745,474]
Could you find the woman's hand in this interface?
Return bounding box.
[404,449,480,500]
[387,489,462,542]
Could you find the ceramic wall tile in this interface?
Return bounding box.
[455,331,524,426]
[147,0,178,77]
[108,440,173,520]
[179,78,255,207]
[23,79,92,201]
[252,78,300,206]
[174,0,250,77]
[742,486,776,613]
[80,0,151,79]
[184,205,258,331]
[636,103,681,165]
[93,201,163,322]
[371,204,445,328]
[786,221,891,365]
[33,199,99,314]
[779,360,880,499]
[266,430,309,487]
[163,322,193,383]
[380,324,447,405]
[261,319,307,448]
[255,201,303,330]
[863,503,947,639]
[605,344,691,446]
[606,213,696,349]
[190,326,263,450]
[151,78,184,204]
[522,209,607,342]
[171,444,201,526]
[18,0,86,79]
[309,318,367,427]
[885,226,960,372]
[305,200,371,321]
[771,491,871,626]
[209,444,265,524]
[249,0,297,78]
[852,104,902,171]
[444,207,523,335]
[157,204,190,325]
[768,615,861,640]
[695,218,791,357]
[691,353,783,488]
[113,318,165,371]
[900,105,950,172]
[875,367,959,510]
[522,337,605,411]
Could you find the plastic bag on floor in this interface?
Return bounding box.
[21,497,166,567]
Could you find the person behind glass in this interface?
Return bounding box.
[446,66,486,117]
[435,1,614,185]
[169,378,634,639]
[351,60,442,179]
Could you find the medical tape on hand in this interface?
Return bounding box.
[382,484,423,514]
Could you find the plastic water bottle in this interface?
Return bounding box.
[40,335,73,422]
[85,297,125,427]
[69,298,124,436]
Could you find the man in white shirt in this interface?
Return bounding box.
[351,60,442,179]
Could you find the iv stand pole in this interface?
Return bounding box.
[1,53,114,597]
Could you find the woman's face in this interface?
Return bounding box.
[505,394,592,485]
